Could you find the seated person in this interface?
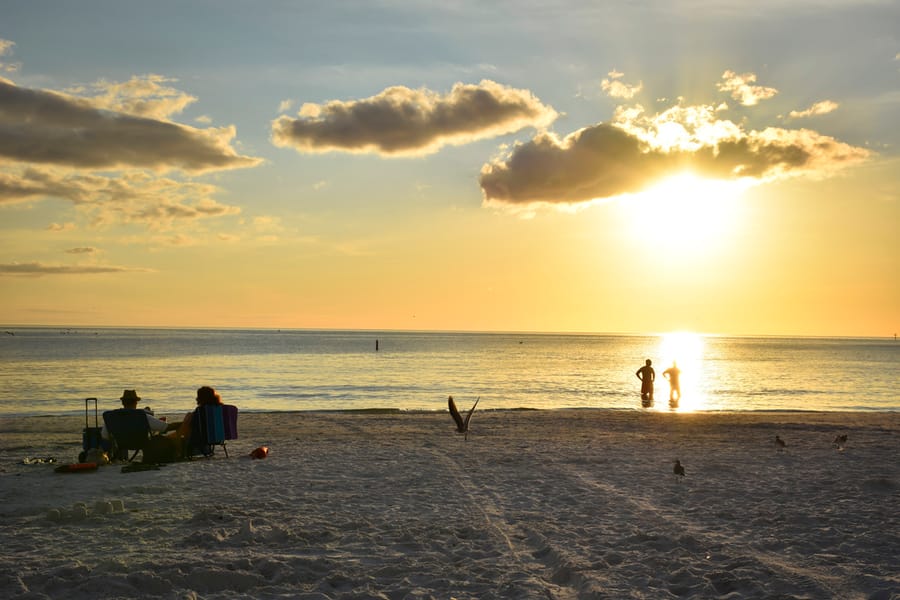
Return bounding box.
[103,389,184,462]
[176,385,224,442]
[101,389,178,440]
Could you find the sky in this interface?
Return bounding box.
[1,0,898,336]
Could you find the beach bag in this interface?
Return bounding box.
[82,397,103,452]
[141,435,181,464]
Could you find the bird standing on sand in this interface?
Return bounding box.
[673,459,686,481]
[448,395,479,441]
[775,435,786,450]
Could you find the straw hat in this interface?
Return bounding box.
[120,389,141,402]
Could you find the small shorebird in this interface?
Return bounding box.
[673,459,686,481]
[775,435,786,450]
[448,395,479,441]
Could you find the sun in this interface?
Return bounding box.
[620,172,752,252]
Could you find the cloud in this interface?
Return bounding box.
[0,70,261,230]
[0,166,241,229]
[601,71,643,100]
[271,80,558,157]
[47,222,76,232]
[0,262,149,276]
[65,247,97,255]
[0,72,256,231]
[0,77,260,173]
[716,70,778,106]
[788,100,839,119]
[0,39,20,73]
[129,197,240,225]
[479,99,870,208]
[69,74,197,120]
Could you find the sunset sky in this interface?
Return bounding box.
[1,1,897,336]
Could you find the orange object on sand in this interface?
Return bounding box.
[55,462,98,473]
[250,446,269,459]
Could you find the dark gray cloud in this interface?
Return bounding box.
[480,125,666,206]
[480,114,871,207]
[0,77,259,173]
[271,80,558,156]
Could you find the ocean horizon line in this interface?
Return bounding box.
[1,324,896,341]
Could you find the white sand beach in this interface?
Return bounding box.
[1,410,898,599]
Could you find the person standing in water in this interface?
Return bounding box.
[636,359,655,406]
[663,361,681,404]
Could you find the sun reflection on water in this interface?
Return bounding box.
[656,332,706,412]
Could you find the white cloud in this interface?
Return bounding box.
[0,38,20,73]
[716,70,778,106]
[788,100,840,119]
[601,71,643,99]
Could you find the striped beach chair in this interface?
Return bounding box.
[187,404,238,458]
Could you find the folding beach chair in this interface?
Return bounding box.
[187,404,238,458]
[102,409,152,462]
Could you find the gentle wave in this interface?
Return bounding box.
[1,327,897,416]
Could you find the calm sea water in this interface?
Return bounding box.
[0,327,897,417]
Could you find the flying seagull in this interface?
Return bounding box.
[673,459,686,481]
[448,395,479,440]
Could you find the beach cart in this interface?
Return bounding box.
[82,397,103,453]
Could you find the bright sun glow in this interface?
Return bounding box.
[622,173,752,252]
[656,331,706,412]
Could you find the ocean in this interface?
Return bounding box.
[0,327,897,417]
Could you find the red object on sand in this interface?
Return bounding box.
[250,446,269,459]
[54,462,99,473]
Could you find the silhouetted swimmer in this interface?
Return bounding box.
[775,435,786,450]
[636,359,655,406]
[673,459,685,481]
[663,361,681,403]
